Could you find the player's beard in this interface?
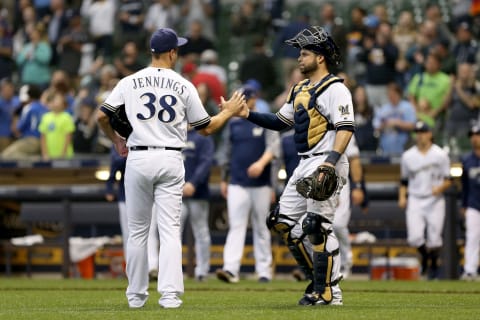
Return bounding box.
[299,60,318,77]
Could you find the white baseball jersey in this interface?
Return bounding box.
[102,67,210,148]
[401,144,450,198]
[277,81,355,156]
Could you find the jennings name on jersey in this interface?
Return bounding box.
[101,67,210,149]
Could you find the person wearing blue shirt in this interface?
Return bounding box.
[0,79,20,152]
[105,146,128,253]
[215,86,280,283]
[372,83,416,155]
[1,84,47,159]
[181,127,215,281]
[460,125,480,281]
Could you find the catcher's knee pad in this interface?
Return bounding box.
[267,207,313,279]
[302,212,331,248]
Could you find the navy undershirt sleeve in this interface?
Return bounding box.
[246,112,290,131]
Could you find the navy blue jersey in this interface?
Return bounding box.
[223,119,274,187]
[106,147,126,202]
[461,152,480,211]
[184,129,215,199]
[281,130,300,183]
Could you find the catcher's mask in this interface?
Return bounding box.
[285,26,341,67]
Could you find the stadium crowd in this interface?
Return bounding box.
[0,0,480,159]
[0,0,479,161]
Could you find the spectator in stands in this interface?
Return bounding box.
[373,83,416,156]
[344,6,368,86]
[352,85,376,152]
[318,2,347,73]
[407,51,451,136]
[272,10,310,82]
[1,84,47,159]
[44,0,70,66]
[182,61,225,106]
[56,10,88,82]
[452,18,478,65]
[143,0,180,35]
[16,22,52,89]
[238,35,278,101]
[73,97,98,154]
[230,0,270,41]
[357,21,399,111]
[0,17,14,82]
[443,63,480,154]
[178,20,215,63]
[118,0,145,49]
[0,79,20,152]
[215,85,279,283]
[38,90,75,160]
[80,0,115,60]
[392,10,417,88]
[372,3,390,24]
[12,5,37,58]
[180,0,216,42]
[40,70,75,114]
[460,124,480,281]
[404,20,441,85]
[197,49,227,86]
[432,39,456,76]
[113,41,144,78]
[424,2,453,44]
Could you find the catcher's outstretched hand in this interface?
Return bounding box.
[296,163,338,201]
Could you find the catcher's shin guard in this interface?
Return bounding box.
[302,212,339,303]
[267,207,313,279]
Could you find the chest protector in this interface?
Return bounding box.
[286,74,343,153]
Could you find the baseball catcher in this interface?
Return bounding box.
[236,25,354,306]
[296,165,338,201]
[109,105,132,139]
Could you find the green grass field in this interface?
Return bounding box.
[1,277,479,320]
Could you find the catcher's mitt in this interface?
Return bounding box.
[110,105,132,138]
[296,165,338,201]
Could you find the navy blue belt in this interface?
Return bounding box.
[130,146,182,151]
[300,152,328,159]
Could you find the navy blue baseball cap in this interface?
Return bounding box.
[150,28,188,53]
[414,121,432,132]
[240,84,258,100]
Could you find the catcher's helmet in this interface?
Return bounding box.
[285,26,341,66]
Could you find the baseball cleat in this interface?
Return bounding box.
[159,295,182,309]
[258,277,270,283]
[298,292,343,306]
[216,269,239,283]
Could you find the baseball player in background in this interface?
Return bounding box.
[105,146,128,254]
[460,124,480,281]
[181,126,215,281]
[238,26,354,306]
[398,121,452,280]
[96,27,246,309]
[333,135,365,279]
[216,84,280,283]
